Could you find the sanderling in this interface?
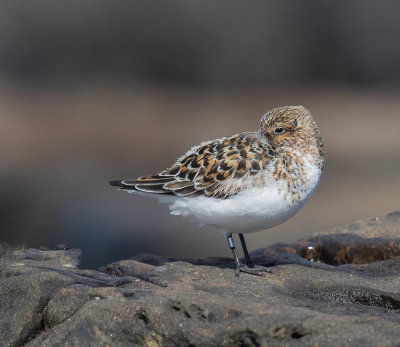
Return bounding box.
[110,105,324,276]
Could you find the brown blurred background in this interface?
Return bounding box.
[1,1,399,268]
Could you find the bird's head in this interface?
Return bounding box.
[259,106,323,153]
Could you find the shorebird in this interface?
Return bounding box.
[110,106,324,276]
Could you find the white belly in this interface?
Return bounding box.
[166,185,299,233]
[130,161,322,234]
[165,185,316,235]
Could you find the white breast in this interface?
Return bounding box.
[163,160,322,234]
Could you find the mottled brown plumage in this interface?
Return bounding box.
[116,133,274,198]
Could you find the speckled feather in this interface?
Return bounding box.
[120,133,275,198]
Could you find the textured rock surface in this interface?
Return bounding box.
[1,211,400,346]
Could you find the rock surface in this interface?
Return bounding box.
[1,211,400,346]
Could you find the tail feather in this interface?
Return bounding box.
[109,176,176,195]
[109,180,126,187]
[110,175,204,197]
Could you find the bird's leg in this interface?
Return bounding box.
[226,233,241,276]
[238,233,254,267]
[225,233,271,276]
[238,233,272,274]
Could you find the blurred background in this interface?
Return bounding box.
[1,1,400,268]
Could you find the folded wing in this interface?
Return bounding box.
[110,133,272,199]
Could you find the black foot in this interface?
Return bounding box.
[236,264,272,277]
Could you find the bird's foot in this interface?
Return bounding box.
[235,263,272,277]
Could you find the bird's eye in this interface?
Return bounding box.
[274,127,285,134]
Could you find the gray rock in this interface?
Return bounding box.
[1,211,400,346]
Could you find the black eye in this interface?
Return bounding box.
[274,127,285,134]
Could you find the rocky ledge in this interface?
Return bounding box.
[2,211,400,347]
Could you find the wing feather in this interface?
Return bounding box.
[110,132,273,199]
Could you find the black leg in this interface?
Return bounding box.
[238,233,272,274]
[238,233,254,267]
[225,233,271,276]
[225,233,241,276]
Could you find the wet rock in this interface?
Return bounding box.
[1,211,400,346]
[253,210,400,267]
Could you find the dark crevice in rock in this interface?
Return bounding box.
[229,329,261,347]
[20,298,51,346]
[28,265,132,287]
[135,310,149,325]
[20,321,46,347]
[168,300,213,322]
[252,254,314,268]
[379,294,400,309]
[291,330,308,339]
[267,325,309,341]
